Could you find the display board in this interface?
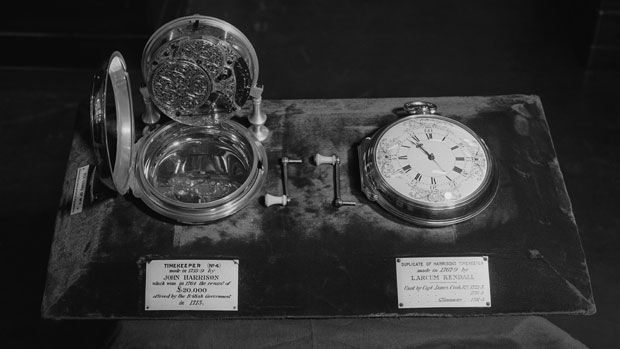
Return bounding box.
[42,96,595,318]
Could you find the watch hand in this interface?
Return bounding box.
[411,140,435,160]
[431,158,449,175]
[411,139,449,174]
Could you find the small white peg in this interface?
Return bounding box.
[314,153,337,166]
[264,193,288,207]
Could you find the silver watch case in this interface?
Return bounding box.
[358,103,499,227]
[90,16,268,224]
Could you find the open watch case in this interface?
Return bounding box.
[90,15,268,223]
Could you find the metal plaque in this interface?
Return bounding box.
[70,165,89,215]
[145,259,239,311]
[396,256,491,308]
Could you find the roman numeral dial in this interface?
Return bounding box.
[360,101,498,227]
[375,116,490,205]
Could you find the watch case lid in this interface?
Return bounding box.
[90,51,135,195]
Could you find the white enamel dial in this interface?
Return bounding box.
[374,116,489,206]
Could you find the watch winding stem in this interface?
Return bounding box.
[403,101,437,115]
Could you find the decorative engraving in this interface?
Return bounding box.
[376,117,489,206]
[147,37,253,124]
[151,60,211,117]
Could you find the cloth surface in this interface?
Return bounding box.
[42,96,594,318]
[108,316,586,348]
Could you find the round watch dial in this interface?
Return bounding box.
[374,116,490,207]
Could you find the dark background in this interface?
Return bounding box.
[1,0,618,347]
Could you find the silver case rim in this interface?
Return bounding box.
[358,113,499,226]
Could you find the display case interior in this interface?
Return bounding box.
[43,96,594,319]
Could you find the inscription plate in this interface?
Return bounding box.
[70,165,89,215]
[145,259,238,311]
[396,256,491,308]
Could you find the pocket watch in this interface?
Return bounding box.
[358,101,498,226]
[90,15,268,223]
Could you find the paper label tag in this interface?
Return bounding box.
[396,256,491,308]
[70,165,89,215]
[145,259,238,311]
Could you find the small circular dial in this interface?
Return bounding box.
[375,116,490,206]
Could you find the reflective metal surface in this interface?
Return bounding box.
[358,105,498,227]
[133,120,268,223]
[90,16,268,223]
[90,52,135,194]
[145,125,252,204]
[142,16,259,125]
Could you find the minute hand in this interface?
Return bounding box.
[412,141,435,160]
[412,140,449,175]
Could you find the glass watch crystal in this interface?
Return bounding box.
[359,102,498,226]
